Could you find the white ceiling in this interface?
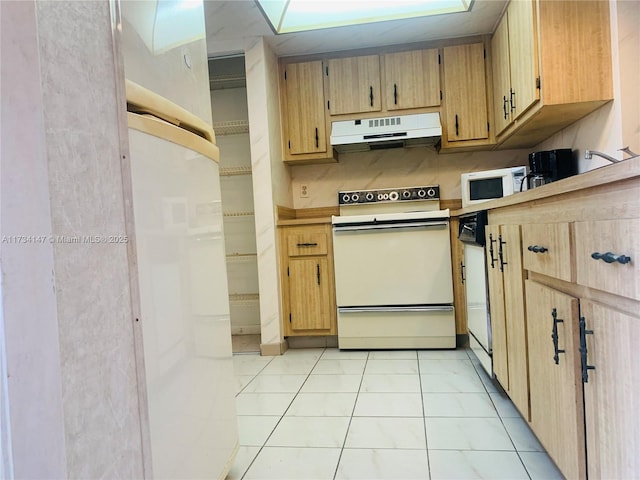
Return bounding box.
[204,0,507,58]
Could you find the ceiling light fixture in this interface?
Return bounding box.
[255,0,473,34]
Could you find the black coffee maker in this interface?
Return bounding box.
[525,149,578,189]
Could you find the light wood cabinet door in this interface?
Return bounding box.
[491,12,512,135]
[282,61,327,155]
[581,300,640,479]
[491,0,538,137]
[288,257,332,332]
[442,43,489,142]
[327,55,381,115]
[575,219,640,301]
[526,280,586,480]
[485,225,508,388]
[383,49,440,111]
[506,0,539,120]
[500,224,529,419]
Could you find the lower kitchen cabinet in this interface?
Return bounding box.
[279,223,337,336]
[525,280,586,480]
[485,167,640,480]
[580,300,640,479]
[485,223,529,419]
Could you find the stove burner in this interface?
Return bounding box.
[338,185,440,205]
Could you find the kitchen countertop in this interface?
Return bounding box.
[453,155,640,217]
[277,206,339,226]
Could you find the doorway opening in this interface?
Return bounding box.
[208,55,261,354]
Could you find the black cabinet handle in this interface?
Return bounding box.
[579,316,596,383]
[460,262,466,284]
[509,88,516,112]
[315,127,319,148]
[393,84,398,105]
[591,251,631,264]
[296,242,318,247]
[502,96,508,120]
[316,264,321,285]
[498,235,507,272]
[489,234,497,269]
[369,86,374,107]
[551,308,566,365]
[528,245,549,254]
[455,114,459,136]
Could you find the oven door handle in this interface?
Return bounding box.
[333,221,448,232]
[338,305,454,313]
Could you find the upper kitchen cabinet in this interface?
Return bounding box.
[491,0,538,136]
[494,0,613,149]
[326,55,382,115]
[279,59,337,164]
[440,42,493,150]
[382,49,440,111]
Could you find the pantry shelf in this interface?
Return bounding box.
[213,120,249,136]
[220,166,253,177]
[224,211,255,218]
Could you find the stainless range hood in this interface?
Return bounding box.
[330,112,441,152]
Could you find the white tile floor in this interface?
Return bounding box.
[227,348,565,480]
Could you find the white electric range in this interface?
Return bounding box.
[332,185,455,349]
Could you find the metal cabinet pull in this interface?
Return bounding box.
[528,245,549,254]
[502,96,509,120]
[393,84,398,105]
[579,316,596,383]
[498,235,507,272]
[509,88,516,112]
[369,86,374,107]
[489,234,497,269]
[455,114,459,136]
[316,264,321,285]
[551,308,566,365]
[591,251,631,264]
[296,242,318,248]
[460,262,466,284]
[315,127,319,148]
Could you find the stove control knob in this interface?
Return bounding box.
[389,191,399,201]
[377,193,384,201]
[417,189,427,198]
[402,190,412,199]
[342,194,351,203]
[351,193,360,202]
[382,193,389,200]
[427,188,436,198]
[365,192,374,201]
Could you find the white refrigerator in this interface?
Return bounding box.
[118,1,238,478]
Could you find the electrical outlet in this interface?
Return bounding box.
[300,184,309,198]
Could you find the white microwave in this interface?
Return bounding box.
[461,166,527,208]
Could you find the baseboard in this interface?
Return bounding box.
[287,336,338,349]
[231,325,261,335]
[456,334,469,348]
[260,339,288,356]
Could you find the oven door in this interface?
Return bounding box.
[332,219,453,306]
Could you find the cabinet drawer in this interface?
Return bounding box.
[521,223,573,282]
[575,220,639,300]
[287,232,328,256]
